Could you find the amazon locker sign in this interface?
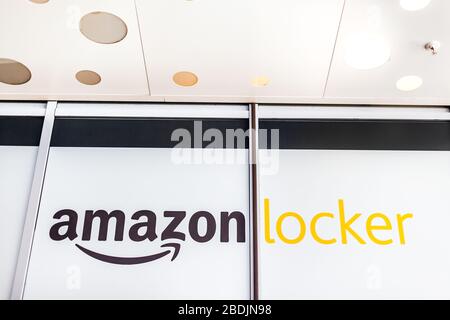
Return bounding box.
[23,118,251,299]
[21,116,450,299]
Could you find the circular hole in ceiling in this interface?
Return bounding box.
[76,70,102,85]
[173,71,198,87]
[80,12,128,44]
[0,58,32,85]
[29,0,49,3]
[251,76,270,87]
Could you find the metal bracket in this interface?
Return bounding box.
[10,101,57,300]
[249,103,260,300]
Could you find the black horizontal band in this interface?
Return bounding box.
[259,119,450,150]
[51,118,249,148]
[0,299,433,317]
[0,116,44,146]
[50,118,450,150]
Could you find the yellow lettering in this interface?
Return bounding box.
[366,213,393,245]
[276,212,306,244]
[397,213,413,244]
[339,199,366,244]
[310,212,336,244]
[264,198,275,244]
[265,198,412,246]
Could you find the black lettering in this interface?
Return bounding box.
[162,211,186,241]
[220,211,246,242]
[82,210,125,241]
[189,211,216,243]
[49,209,78,241]
[129,210,157,241]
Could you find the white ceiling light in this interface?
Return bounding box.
[396,75,423,91]
[344,33,391,70]
[400,0,431,11]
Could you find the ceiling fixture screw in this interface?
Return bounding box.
[424,41,441,55]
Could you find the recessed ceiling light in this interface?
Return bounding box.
[251,76,270,87]
[80,12,128,44]
[173,71,198,87]
[76,70,101,85]
[0,58,32,85]
[344,33,391,70]
[396,75,423,91]
[29,0,49,3]
[400,0,431,11]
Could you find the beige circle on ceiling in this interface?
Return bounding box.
[251,76,270,87]
[80,12,128,44]
[0,58,32,85]
[29,0,49,3]
[173,71,198,87]
[76,70,101,85]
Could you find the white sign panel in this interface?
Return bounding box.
[24,118,250,299]
[259,149,450,299]
[0,146,38,299]
[0,114,42,300]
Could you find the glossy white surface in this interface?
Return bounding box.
[0,147,38,299]
[259,149,450,299]
[24,148,250,299]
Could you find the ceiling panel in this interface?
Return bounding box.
[326,0,448,101]
[0,0,148,96]
[0,0,448,105]
[136,0,344,99]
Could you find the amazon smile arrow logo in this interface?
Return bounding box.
[75,243,181,264]
[49,208,246,265]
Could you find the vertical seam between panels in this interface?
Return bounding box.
[322,0,346,97]
[134,0,152,96]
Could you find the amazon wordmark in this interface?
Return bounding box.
[49,208,246,243]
